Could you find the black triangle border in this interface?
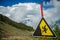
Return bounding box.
[33,18,56,38]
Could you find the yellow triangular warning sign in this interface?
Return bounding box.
[33,18,56,38]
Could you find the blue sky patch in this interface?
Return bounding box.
[0,0,51,6]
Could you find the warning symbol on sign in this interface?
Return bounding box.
[33,18,56,38]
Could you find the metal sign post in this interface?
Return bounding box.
[42,36,46,40]
[40,4,46,40]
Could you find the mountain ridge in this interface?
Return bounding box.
[0,14,34,31]
[0,14,34,37]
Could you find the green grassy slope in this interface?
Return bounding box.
[0,21,32,36]
[0,14,34,31]
[0,14,34,37]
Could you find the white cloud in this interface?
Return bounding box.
[0,6,10,17]
[44,0,60,25]
[0,0,60,29]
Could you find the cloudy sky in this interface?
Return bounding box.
[0,0,60,29]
